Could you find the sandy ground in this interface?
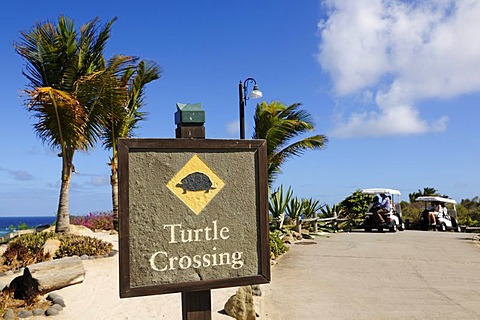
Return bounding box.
[53,232,252,320]
[50,231,480,320]
[1,227,267,319]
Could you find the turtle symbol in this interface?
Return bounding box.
[176,172,215,194]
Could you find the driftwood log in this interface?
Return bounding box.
[29,256,85,293]
[2,256,85,294]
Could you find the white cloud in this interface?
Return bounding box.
[9,170,34,181]
[89,175,110,187]
[331,105,449,138]
[226,120,240,135]
[318,0,480,137]
[0,166,34,181]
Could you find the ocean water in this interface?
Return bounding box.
[0,216,56,237]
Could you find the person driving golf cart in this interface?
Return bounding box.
[362,188,404,232]
[369,195,382,223]
[377,193,392,216]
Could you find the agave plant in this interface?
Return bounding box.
[317,204,344,232]
[319,204,342,218]
[302,197,323,219]
[269,185,293,230]
[286,197,304,232]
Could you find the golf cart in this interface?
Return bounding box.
[362,188,405,232]
[415,196,461,232]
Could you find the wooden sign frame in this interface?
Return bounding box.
[118,138,270,298]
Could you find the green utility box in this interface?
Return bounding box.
[175,102,206,138]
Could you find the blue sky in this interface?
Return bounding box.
[1,0,479,216]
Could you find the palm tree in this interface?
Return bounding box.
[253,101,328,184]
[98,56,161,230]
[14,16,116,233]
[408,187,439,203]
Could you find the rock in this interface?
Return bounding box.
[251,285,262,296]
[33,308,45,316]
[42,225,94,236]
[80,255,89,260]
[46,293,62,301]
[41,239,61,260]
[28,256,85,293]
[301,233,313,239]
[282,234,293,244]
[224,286,256,320]
[2,309,15,320]
[35,225,51,232]
[17,310,33,318]
[52,303,63,311]
[52,297,66,307]
[45,307,59,316]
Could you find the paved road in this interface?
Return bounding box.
[258,230,480,320]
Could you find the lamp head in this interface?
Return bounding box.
[249,85,263,99]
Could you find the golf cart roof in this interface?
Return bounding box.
[361,188,401,196]
[415,196,457,204]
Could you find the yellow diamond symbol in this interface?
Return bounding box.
[167,154,225,215]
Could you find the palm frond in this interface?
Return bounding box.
[253,100,328,184]
[97,58,161,150]
[26,87,89,151]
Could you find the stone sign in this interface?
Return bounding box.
[118,138,270,298]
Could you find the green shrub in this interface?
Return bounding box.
[8,222,31,231]
[0,232,113,272]
[55,235,113,257]
[269,230,288,259]
[2,233,57,268]
[338,190,372,230]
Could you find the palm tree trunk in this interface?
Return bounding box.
[55,153,73,234]
[111,162,119,231]
[110,144,119,231]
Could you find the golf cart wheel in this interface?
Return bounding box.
[365,227,372,232]
[389,222,397,233]
[439,223,447,232]
[377,227,383,232]
[398,221,405,231]
[455,226,461,232]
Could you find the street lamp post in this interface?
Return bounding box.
[239,77,263,139]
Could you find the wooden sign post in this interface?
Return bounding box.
[176,102,210,320]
